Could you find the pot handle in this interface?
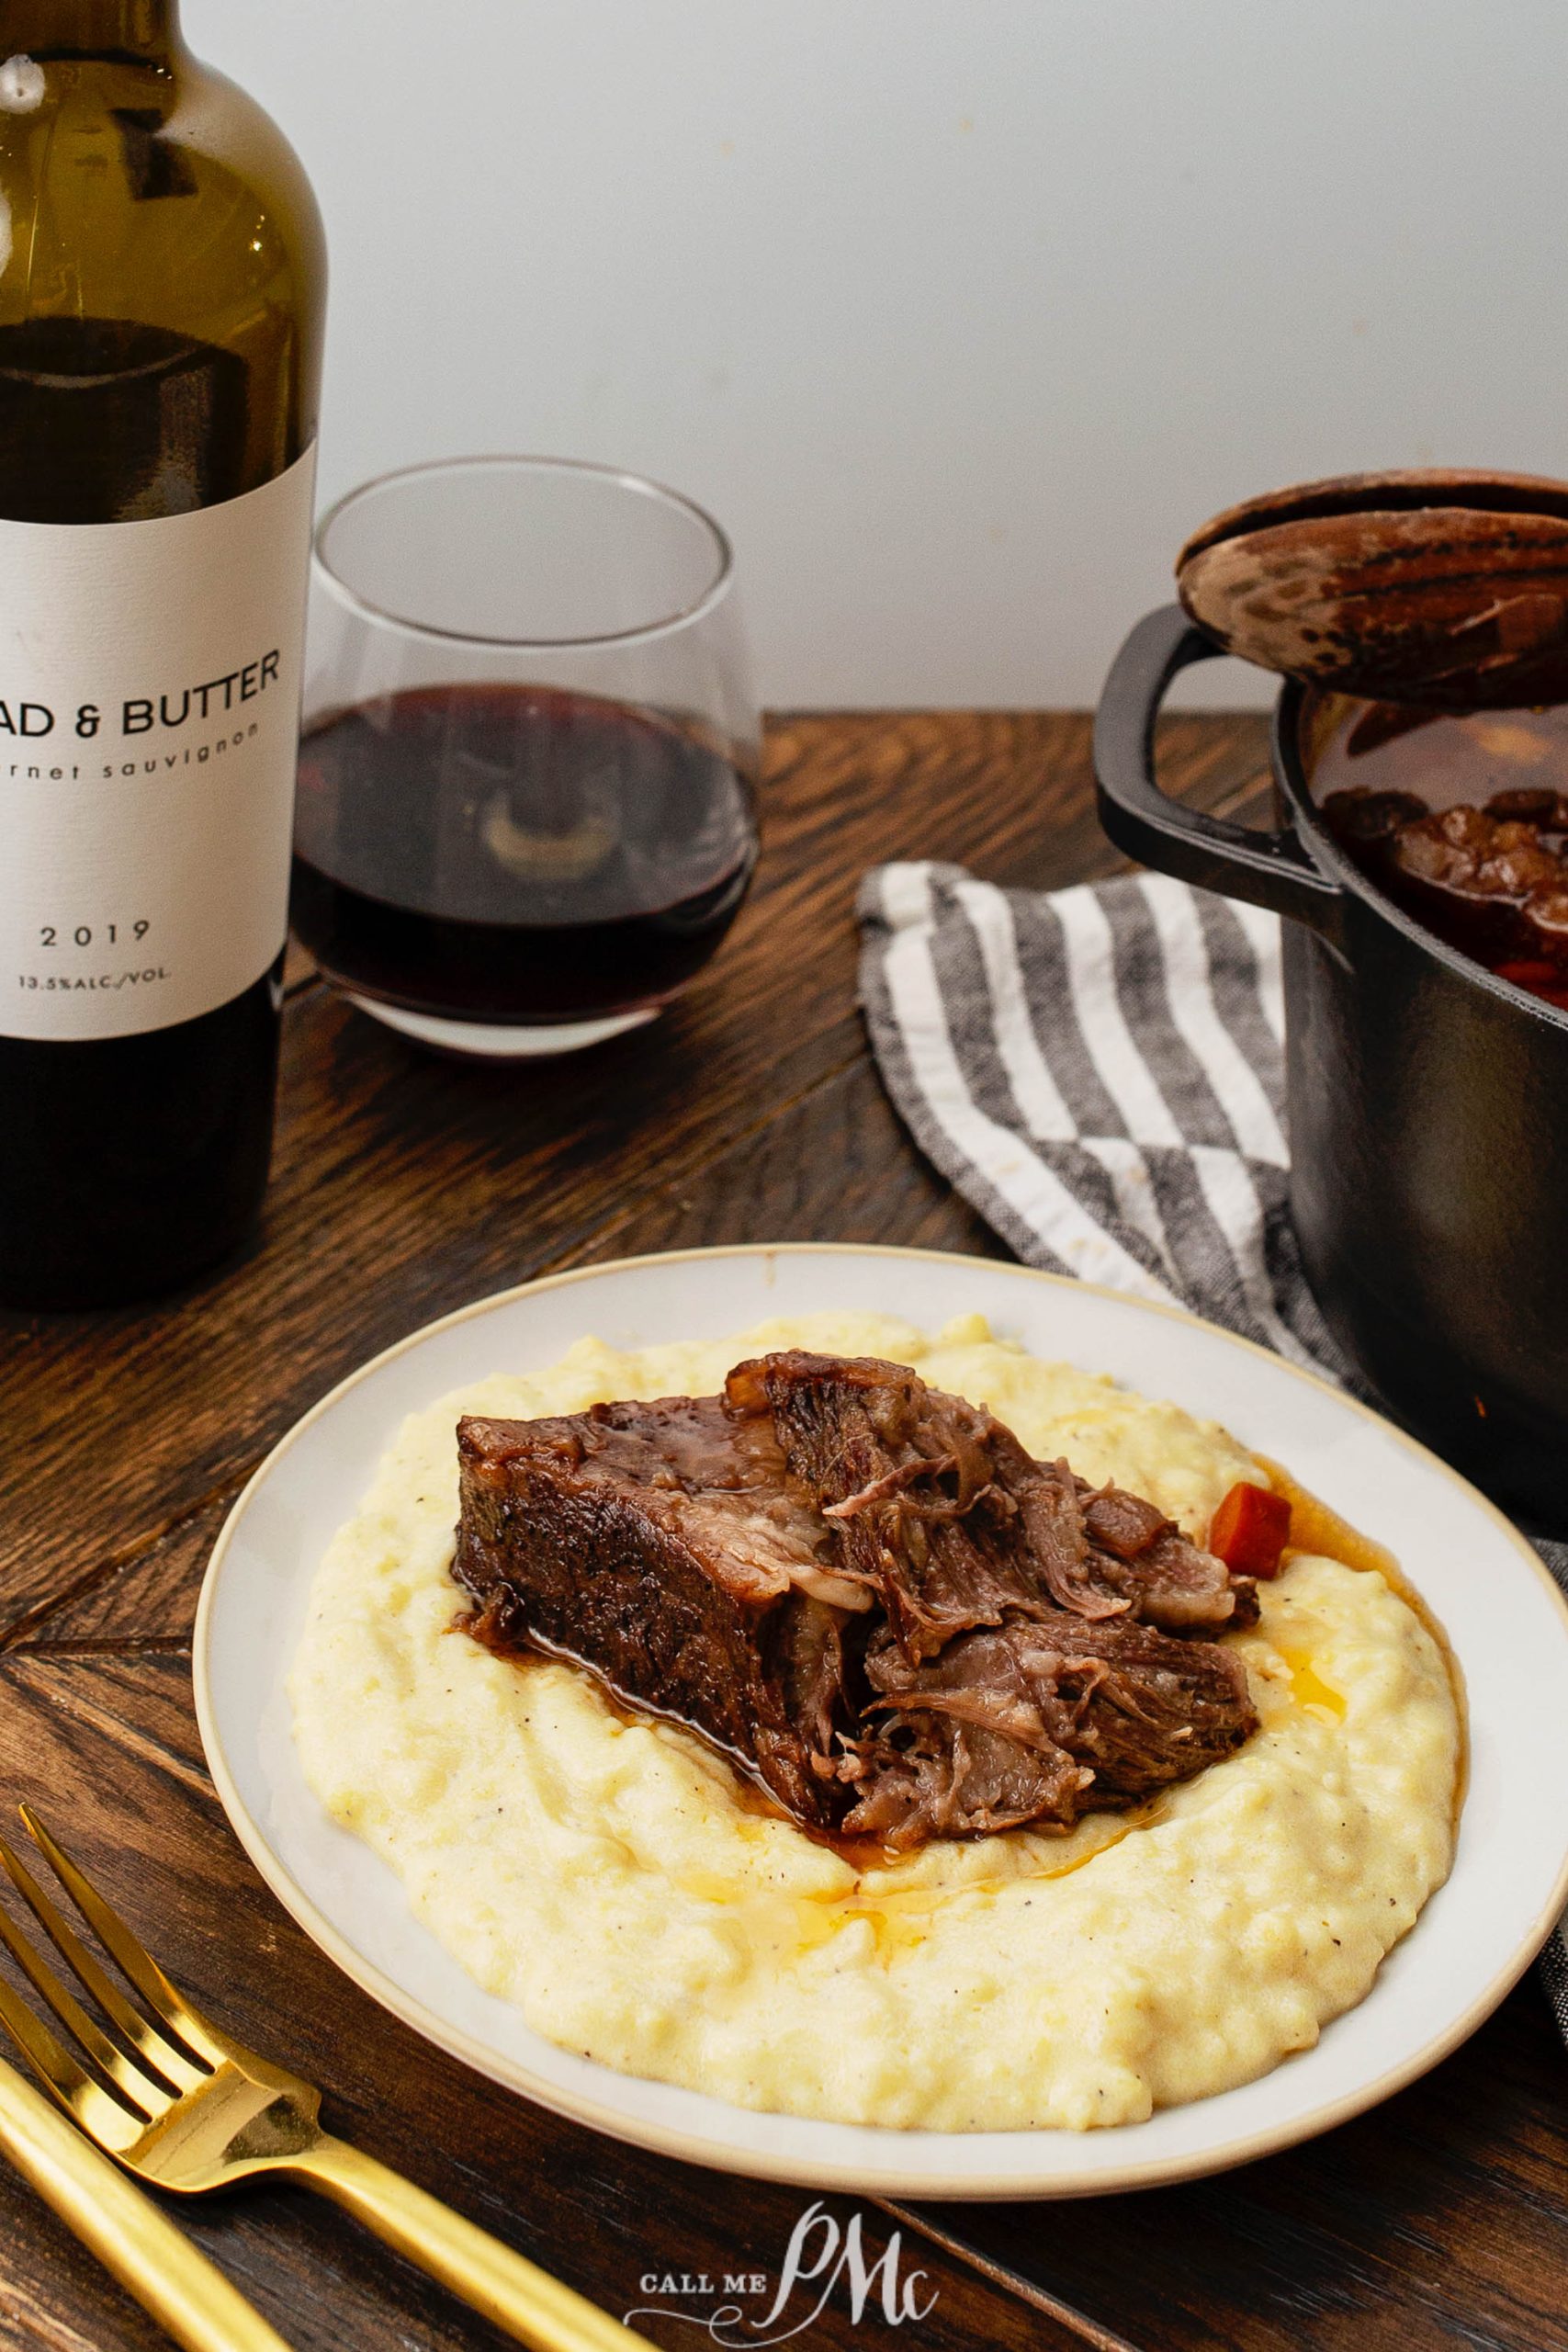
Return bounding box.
[1094,605,1347,944]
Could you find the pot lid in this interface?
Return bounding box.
[1177,469,1568,709]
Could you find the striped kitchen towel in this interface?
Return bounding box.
[857,858,1568,2039]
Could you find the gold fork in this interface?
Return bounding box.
[0,1808,652,2352]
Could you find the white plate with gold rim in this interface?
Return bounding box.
[193,1244,1568,2199]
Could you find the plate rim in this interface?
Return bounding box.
[193,1241,1568,2199]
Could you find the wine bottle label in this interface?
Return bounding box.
[0,445,317,1043]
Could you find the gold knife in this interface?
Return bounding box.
[0,2047,293,2352]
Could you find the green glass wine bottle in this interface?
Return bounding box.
[0,0,325,1306]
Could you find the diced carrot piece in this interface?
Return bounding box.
[1208,1480,1292,1578]
[1494,959,1568,1009]
[1495,958,1560,989]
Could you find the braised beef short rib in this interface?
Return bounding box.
[455,1351,1259,1849]
[455,1395,863,1830]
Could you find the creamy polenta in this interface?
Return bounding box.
[289,1312,1461,2132]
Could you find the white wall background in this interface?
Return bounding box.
[194,0,1568,707]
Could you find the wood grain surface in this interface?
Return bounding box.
[2,709,1562,2352]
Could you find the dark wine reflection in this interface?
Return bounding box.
[290,682,759,1027]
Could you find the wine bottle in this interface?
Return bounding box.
[0,1,325,1308]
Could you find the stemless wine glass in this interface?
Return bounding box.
[292,456,761,1057]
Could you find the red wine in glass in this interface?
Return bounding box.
[290,682,759,1048]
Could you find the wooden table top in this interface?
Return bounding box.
[2,709,1564,2352]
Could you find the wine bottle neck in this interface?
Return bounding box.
[2,2,182,65]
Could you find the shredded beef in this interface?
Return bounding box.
[726,1351,1052,1657]
[728,1351,1256,1643]
[838,1615,1256,1846]
[454,1350,1262,1850]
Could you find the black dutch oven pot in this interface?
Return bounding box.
[1095,603,1568,1534]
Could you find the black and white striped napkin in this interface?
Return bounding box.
[856,859,1568,2041]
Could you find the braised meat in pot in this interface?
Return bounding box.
[1312,697,1568,1010]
